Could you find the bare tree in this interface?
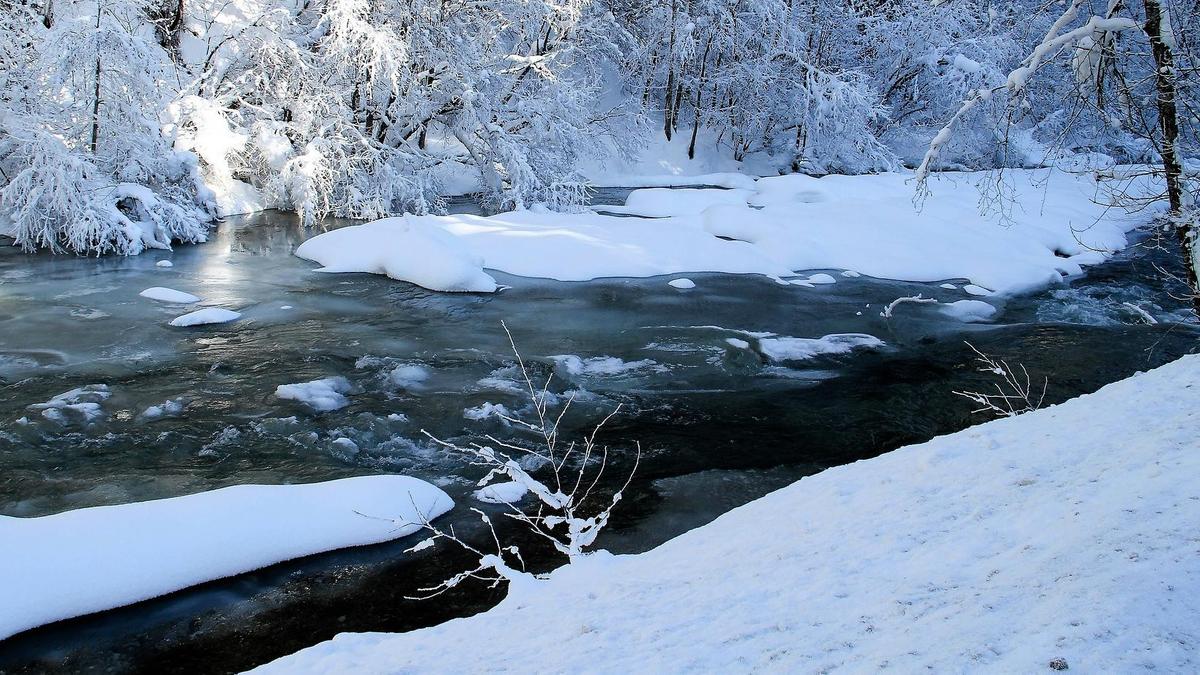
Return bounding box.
[954,342,1048,418]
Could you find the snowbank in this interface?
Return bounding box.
[255,356,1200,673]
[295,215,498,293]
[0,476,453,640]
[301,169,1151,296]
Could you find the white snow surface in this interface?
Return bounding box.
[255,355,1200,674]
[0,476,453,641]
[169,308,241,326]
[668,278,696,289]
[139,287,200,303]
[275,377,353,412]
[299,169,1150,296]
[295,215,498,293]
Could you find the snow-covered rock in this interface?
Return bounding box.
[941,299,998,322]
[169,308,241,326]
[27,384,111,424]
[757,333,884,362]
[275,377,353,412]
[551,355,664,377]
[0,476,453,641]
[254,355,1200,674]
[140,287,200,303]
[668,278,696,289]
[294,216,498,293]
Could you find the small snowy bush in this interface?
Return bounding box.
[407,323,640,597]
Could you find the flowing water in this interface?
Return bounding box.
[0,200,1196,673]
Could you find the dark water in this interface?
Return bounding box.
[0,205,1195,673]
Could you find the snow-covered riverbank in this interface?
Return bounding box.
[296,168,1156,297]
[255,355,1200,673]
[0,476,452,641]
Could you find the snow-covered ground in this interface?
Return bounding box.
[254,355,1200,673]
[297,169,1154,297]
[0,476,452,641]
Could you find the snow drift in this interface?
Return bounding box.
[0,476,453,640]
[295,216,498,293]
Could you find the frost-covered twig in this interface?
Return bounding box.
[880,294,938,318]
[953,342,1047,418]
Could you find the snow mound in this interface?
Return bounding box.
[141,398,184,420]
[388,364,430,389]
[942,299,998,322]
[464,402,512,421]
[294,216,498,293]
[255,356,1200,674]
[140,287,200,303]
[275,377,353,412]
[0,476,452,640]
[473,481,530,504]
[155,260,173,268]
[668,278,696,289]
[757,334,884,362]
[616,187,754,217]
[169,308,241,326]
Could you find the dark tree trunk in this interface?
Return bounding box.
[1142,0,1198,309]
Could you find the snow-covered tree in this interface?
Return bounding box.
[0,0,212,254]
[915,0,1198,309]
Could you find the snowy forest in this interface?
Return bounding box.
[1,0,1196,256]
[2,1,1199,673]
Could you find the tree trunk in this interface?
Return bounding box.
[167,0,184,40]
[663,67,675,142]
[43,0,54,28]
[90,7,101,154]
[1143,0,1198,309]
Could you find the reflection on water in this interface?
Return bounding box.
[0,209,1195,672]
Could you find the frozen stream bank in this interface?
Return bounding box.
[0,196,1196,672]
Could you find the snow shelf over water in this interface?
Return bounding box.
[0,476,453,640]
[294,168,1152,296]
[255,356,1200,673]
